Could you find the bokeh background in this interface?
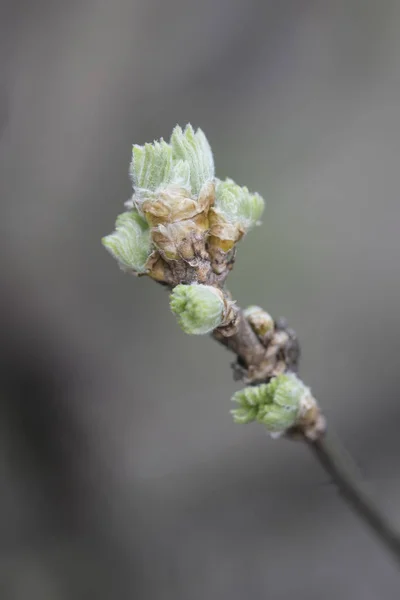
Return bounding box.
[1,0,400,597]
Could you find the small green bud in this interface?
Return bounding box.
[216,178,264,227]
[170,124,214,195]
[102,211,152,273]
[208,178,264,252]
[170,284,225,335]
[231,384,270,424]
[231,374,312,435]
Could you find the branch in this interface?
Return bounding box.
[306,432,400,563]
[103,124,400,568]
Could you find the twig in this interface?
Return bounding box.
[307,432,400,563]
[212,308,267,368]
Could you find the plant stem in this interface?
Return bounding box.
[213,308,267,368]
[214,306,400,565]
[306,432,400,563]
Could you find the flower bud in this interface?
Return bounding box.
[170,284,232,335]
[102,211,152,273]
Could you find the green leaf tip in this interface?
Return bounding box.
[170,284,225,335]
[130,140,173,192]
[231,373,310,434]
[231,384,270,424]
[215,178,264,231]
[102,210,152,273]
[170,124,214,195]
[129,124,214,198]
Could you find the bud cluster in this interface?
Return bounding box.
[103,125,263,285]
[102,124,264,336]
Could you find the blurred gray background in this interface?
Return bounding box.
[1,0,400,597]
